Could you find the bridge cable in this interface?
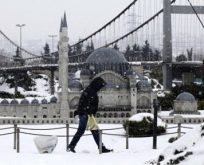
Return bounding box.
[104,0,177,48]
[187,0,204,29]
[70,0,138,48]
[0,30,39,57]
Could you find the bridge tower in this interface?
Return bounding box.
[163,0,173,91]
[58,13,69,119]
[163,0,204,90]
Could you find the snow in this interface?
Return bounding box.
[0,72,204,164]
[34,136,58,153]
[74,70,81,80]
[159,123,204,165]
[128,113,166,127]
[159,110,204,118]
[0,124,167,165]
[0,74,57,103]
[0,123,202,165]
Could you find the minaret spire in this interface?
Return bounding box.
[58,12,69,119]
[63,12,67,27]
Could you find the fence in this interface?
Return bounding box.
[0,124,128,154]
[162,124,193,138]
[0,123,194,154]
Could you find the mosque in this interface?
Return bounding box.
[0,46,156,124]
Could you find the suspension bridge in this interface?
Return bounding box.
[0,0,204,91]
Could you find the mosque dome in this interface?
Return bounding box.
[126,68,137,76]
[80,69,91,76]
[86,47,127,64]
[68,80,83,90]
[20,99,29,104]
[136,79,152,91]
[1,99,9,104]
[10,99,19,104]
[31,99,39,104]
[41,98,48,104]
[50,96,58,103]
[176,92,195,101]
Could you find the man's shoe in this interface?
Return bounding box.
[68,146,76,153]
[102,147,113,153]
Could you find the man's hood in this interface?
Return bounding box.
[89,77,107,92]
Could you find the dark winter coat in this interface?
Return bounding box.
[75,77,106,116]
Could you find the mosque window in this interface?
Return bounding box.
[43,115,47,118]
[121,113,125,118]
[114,113,118,117]
[103,113,107,118]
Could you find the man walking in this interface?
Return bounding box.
[68,77,112,153]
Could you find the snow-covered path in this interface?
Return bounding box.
[0,124,190,165]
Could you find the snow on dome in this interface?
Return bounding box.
[176,92,195,101]
[86,47,127,64]
[129,113,165,127]
[74,70,81,79]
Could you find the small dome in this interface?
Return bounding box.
[126,69,136,76]
[68,80,83,90]
[86,47,127,64]
[176,92,195,101]
[10,99,18,104]
[136,79,151,90]
[50,96,58,103]
[31,99,39,104]
[20,99,29,104]
[1,99,9,104]
[80,69,91,76]
[41,98,48,104]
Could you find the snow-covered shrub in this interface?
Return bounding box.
[123,113,166,137]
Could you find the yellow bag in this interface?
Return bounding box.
[87,114,99,130]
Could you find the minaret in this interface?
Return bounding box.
[126,69,137,115]
[58,13,69,119]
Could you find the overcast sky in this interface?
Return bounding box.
[0,0,133,45]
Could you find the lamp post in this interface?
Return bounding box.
[48,34,57,53]
[15,24,25,97]
[16,24,26,56]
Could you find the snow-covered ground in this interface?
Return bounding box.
[0,123,201,165]
[0,73,204,164]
